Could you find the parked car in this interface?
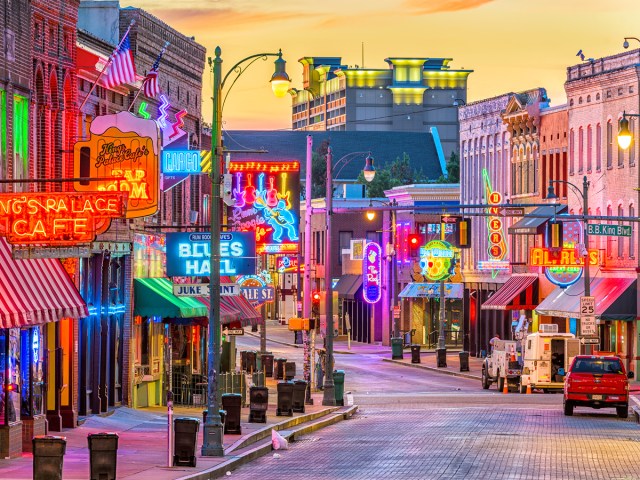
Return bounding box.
[563,355,634,418]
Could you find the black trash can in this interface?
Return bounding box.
[410,344,421,364]
[274,358,287,380]
[221,341,231,373]
[240,350,248,371]
[333,370,345,406]
[436,348,447,368]
[459,351,470,372]
[285,361,296,381]
[292,380,307,413]
[221,393,242,434]
[32,435,66,480]
[88,433,118,480]
[246,350,257,373]
[261,353,274,377]
[249,386,269,423]
[173,418,200,467]
[276,381,294,416]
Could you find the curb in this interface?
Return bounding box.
[178,405,358,480]
[382,357,482,381]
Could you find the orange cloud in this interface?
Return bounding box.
[403,0,494,14]
[151,8,301,32]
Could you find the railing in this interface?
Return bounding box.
[169,370,265,408]
[428,330,462,349]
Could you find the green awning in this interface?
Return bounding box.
[134,278,208,318]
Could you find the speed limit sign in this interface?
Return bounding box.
[580,296,595,316]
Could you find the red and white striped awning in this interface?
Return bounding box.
[0,238,88,328]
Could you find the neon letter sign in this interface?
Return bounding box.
[362,242,382,304]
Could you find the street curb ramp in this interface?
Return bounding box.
[177,405,358,479]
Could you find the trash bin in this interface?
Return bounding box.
[88,433,118,480]
[240,350,248,371]
[173,418,199,467]
[245,350,257,373]
[32,435,66,480]
[292,380,307,413]
[410,344,421,364]
[261,353,274,377]
[221,393,242,434]
[315,359,324,390]
[285,361,296,381]
[249,386,269,423]
[276,381,294,416]
[221,341,231,373]
[436,348,447,368]
[459,351,470,372]
[274,358,287,380]
[391,337,403,360]
[333,370,345,406]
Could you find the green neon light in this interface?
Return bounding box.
[138,101,150,120]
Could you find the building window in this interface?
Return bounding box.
[618,205,624,258]
[569,129,575,175]
[366,231,381,245]
[338,231,353,265]
[607,205,613,257]
[578,127,584,173]
[596,124,602,171]
[13,95,29,192]
[607,120,613,168]
[630,119,636,166]
[586,125,592,171]
[630,205,636,258]
[618,123,625,167]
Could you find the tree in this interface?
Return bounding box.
[436,152,460,184]
[356,153,428,197]
[310,140,329,199]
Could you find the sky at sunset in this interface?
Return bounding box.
[126,0,640,131]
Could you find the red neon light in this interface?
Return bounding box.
[530,247,599,267]
[0,192,127,245]
[229,161,300,173]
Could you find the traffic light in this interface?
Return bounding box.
[407,233,421,254]
[312,291,321,316]
[546,219,563,249]
[455,217,472,249]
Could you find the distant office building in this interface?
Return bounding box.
[290,56,473,160]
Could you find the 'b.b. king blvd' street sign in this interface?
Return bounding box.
[586,224,632,237]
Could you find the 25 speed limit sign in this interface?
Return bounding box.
[580,296,595,316]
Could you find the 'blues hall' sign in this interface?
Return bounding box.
[166,232,256,277]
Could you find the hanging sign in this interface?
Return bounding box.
[420,239,455,281]
[73,111,160,218]
[482,168,508,264]
[362,242,382,304]
[529,247,598,268]
[0,192,127,246]
[236,274,275,307]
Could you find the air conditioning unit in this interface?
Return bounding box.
[539,324,559,333]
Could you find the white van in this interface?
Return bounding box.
[519,326,581,393]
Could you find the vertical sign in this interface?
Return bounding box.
[580,296,597,337]
[362,242,382,304]
[483,169,507,262]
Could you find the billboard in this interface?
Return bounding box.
[165,231,256,277]
[227,161,300,254]
[73,111,160,218]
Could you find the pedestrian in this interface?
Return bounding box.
[490,333,500,352]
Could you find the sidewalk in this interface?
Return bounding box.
[383,350,483,381]
[0,381,351,480]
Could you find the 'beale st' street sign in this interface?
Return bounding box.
[587,224,632,237]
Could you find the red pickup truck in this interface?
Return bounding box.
[564,355,634,418]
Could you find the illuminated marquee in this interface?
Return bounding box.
[483,169,507,263]
[0,192,127,245]
[530,247,599,268]
[544,218,584,287]
[74,111,160,219]
[362,242,382,304]
[227,161,300,254]
[420,240,455,281]
[165,231,256,277]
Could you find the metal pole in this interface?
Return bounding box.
[260,252,267,355]
[323,147,336,406]
[303,135,314,403]
[202,47,224,457]
[391,208,399,338]
[582,175,591,354]
[437,219,447,366]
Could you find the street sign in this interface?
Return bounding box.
[223,328,244,336]
[440,215,462,224]
[587,224,632,237]
[580,316,597,336]
[173,283,239,297]
[393,305,400,319]
[580,296,595,316]
[580,337,600,345]
[498,207,525,217]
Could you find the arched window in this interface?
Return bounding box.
[607,120,613,168]
[618,119,625,167]
[569,129,575,175]
[607,205,614,257]
[618,205,624,257]
[630,119,636,166]
[586,125,593,171]
[630,205,636,258]
[596,124,602,171]
[578,126,584,172]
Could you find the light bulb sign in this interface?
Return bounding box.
[483,169,507,262]
[73,112,160,218]
[529,247,599,268]
[420,240,455,281]
[165,231,256,277]
[362,242,382,304]
[227,161,300,254]
[544,218,584,287]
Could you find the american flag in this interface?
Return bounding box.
[104,32,136,89]
[142,43,168,98]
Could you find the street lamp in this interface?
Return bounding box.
[323,147,375,406]
[623,37,640,49]
[203,46,290,457]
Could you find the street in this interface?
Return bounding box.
[230,331,640,480]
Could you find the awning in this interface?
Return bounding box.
[0,238,88,328]
[536,277,636,320]
[399,283,464,299]
[134,278,207,318]
[197,295,263,327]
[508,205,567,235]
[334,274,363,300]
[481,274,538,310]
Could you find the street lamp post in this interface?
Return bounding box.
[323,147,375,406]
[203,46,290,457]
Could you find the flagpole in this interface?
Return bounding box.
[79,19,135,111]
[128,41,170,112]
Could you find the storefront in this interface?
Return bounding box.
[0,238,87,457]
[334,274,374,344]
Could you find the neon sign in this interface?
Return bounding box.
[0,192,126,245]
[530,247,598,268]
[227,161,300,254]
[483,169,507,264]
[363,242,382,303]
[277,256,302,273]
[165,231,256,277]
[478,260,510,271]
[161,150,201,174]
[74,112,160,219]
[237,275,275,307]
[420,240,455,281]
[544,218,583,287]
